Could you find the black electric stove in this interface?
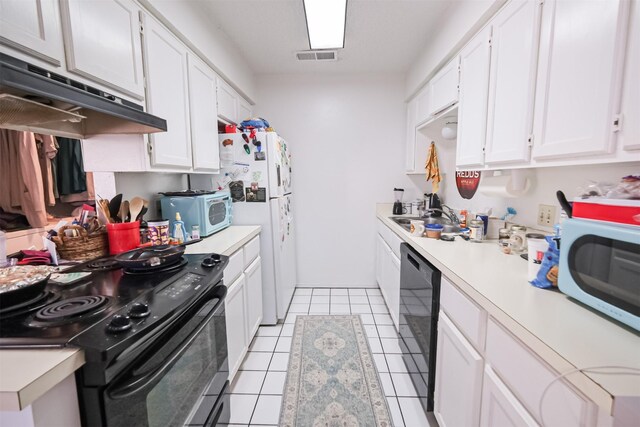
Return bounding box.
[0,253,231,426]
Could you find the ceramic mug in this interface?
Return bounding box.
[410,220,425,237]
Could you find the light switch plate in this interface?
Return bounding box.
[537,204,556,227]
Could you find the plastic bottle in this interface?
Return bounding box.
[172,212,186,244]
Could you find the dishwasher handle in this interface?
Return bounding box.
[406,252,421,270]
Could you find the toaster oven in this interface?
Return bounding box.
[558,218,640,331]
[160,192,232,237]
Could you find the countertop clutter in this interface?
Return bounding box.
[0,225,260,412]
[376,204,640,411]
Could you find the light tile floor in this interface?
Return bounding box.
[225,287,436,427]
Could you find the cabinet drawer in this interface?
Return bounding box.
[377,220,403,258]
[243,236,260,267]
[485,318,595,426]
[225,249,243,285]
[440,276,487,351]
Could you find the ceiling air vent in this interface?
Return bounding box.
[296,50,337,61]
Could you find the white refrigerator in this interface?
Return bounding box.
[217,131,296,324]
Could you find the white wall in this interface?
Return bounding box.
[142,0,256,101]
[405,0,505,98]
[114,172,188,219]
[256,73,422,287]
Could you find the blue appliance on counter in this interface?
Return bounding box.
[160,191,232,237]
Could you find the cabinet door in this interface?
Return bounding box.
[480,366,539,427]
[532,0,629,159]
[387,250,401,330]
[226,274,248,381]
[456,26,492,168]
[60,0,144,98]
[620,0,640,151]
[187,53,220,172]
[238,98,252,124]
[375,234,386,286]
[415,86,431,125]
[142,16,192,169]
[434,312,484,427]
[405,98,418,172]
[244,257,263,341]
[217,77,237,123]
[485,0,541,165]
[0,0,64,65]
[428,56,460,115]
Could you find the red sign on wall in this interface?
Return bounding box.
[456,171,482,199]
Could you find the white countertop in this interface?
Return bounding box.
[0,225,261,412]
[0,348,84,411]
[185,225,261,256]
[376,204,640,410]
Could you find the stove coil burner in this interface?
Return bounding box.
[35,295,110,321]
[123,257,188,275]
[86,258,120,271]
[0,292,59,318]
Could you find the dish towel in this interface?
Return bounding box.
[425,141,441,193]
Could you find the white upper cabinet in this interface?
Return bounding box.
[620,0,640,151]
[428,56,460,116]
[187,53,220,172]
[238,98,252,123]
[484,0,542,165]
[0,0,64,65]
[415,85,431,125]
[405,98,418,171]
[456,25,492,168]
[60,0,144,99]
[531,0,629,160]
[142,15,192,169]
[216,77,237,123]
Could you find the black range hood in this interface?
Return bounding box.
[0,53,167,139]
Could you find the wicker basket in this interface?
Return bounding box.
[53,224,109,261]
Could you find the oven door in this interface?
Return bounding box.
[205,196,231,236]
[101,291,228,427]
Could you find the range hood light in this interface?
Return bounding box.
[303,0,347,50]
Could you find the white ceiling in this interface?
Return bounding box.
[199,0,453,74]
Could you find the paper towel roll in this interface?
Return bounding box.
[479,173,531,198]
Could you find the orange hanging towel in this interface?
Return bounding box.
[425,141,441,193]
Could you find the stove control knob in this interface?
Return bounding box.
[201,257,216,268]
[107,315,132,333]
[128,303,150,319]
[210,254,222,263]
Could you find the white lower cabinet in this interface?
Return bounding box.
[437,276,599,427]
[224,236,263,381]
[244,257,263,340]
[376,222,401,329]
[434,311,484,427]
[226,273,248,380]
[480,366,539,427]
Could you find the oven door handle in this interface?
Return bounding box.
[107,296,225,400]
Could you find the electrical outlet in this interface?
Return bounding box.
[537,204,557,227]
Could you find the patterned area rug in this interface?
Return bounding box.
[279,315,393,427]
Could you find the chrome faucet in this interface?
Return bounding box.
[423,205,460,225]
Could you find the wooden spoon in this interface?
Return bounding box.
[119,200,130,223]
[129,197,144,223]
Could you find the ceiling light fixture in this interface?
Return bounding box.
[303,0,347,50]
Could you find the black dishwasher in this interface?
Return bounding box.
[399,243,441,412]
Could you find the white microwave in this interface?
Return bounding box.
[558,218,640,331]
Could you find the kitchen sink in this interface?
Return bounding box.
[390,216,462,234]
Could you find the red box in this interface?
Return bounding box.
[572,198,640,227]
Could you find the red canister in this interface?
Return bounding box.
[106,221,141,254]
